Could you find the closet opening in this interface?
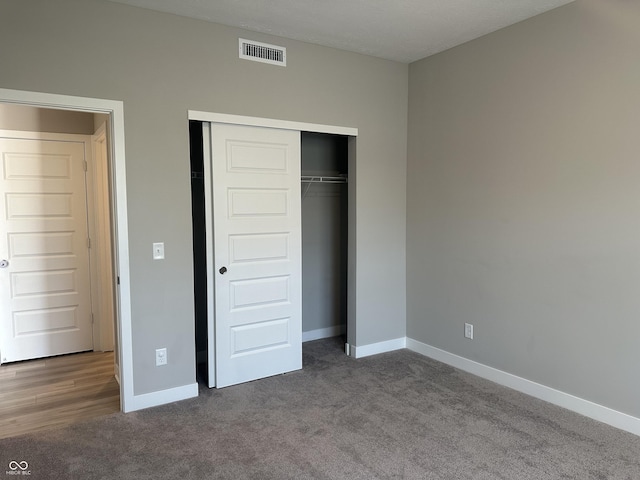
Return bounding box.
[189,121,207,379]
[300,132,348,345]
[189,119,353,385]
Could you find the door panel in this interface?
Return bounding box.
[208,123,301,388]
[0,135,93,363]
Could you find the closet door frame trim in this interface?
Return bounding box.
[189,112,357,137]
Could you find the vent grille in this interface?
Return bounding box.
[239,38,286,66]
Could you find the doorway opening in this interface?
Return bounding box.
[0,87,134,416]
[0,103,119,434]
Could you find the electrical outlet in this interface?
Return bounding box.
[464,323,474,340]
[155,348,167,366]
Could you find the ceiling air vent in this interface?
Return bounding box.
[239,38,287,67]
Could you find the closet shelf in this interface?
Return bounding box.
[301,175,348,184]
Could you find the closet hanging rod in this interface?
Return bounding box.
[301,175,348,184]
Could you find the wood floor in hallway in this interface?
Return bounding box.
[0,351,120,439]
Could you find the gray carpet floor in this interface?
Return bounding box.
[1,337,639,479]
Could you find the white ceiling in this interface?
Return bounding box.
[107,0,574,63]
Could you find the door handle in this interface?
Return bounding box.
[219,266,227,275]
[0,259,8,268]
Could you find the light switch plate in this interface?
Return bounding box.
[153,242,164,260]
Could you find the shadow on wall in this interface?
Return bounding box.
[0,104,97,135]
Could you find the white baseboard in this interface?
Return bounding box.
[129,383,199,412]
[302,325,344,343]
[406,337,640,437]
[351,337,406,359]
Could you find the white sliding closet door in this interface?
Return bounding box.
[205,123,302,388]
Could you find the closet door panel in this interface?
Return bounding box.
[208,123,301,388]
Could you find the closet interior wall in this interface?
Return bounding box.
[301,132,348,341]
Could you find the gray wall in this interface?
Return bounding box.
[0,104,95,134]
[407,0,640,418]
[302,187,347,334]
[93,113,109,133]
[0,0,407,396]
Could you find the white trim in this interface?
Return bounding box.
[129,383,198,411]
[0,88,124,114]
[302,326,344,343]
[0,88,134,414]
[110,99,134,413]
[406,337,640,437]
[188,111,358,137]
[351,337,406,359]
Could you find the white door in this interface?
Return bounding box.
[0,132,93,363]
[206,123,302,388]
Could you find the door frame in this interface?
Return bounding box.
[0,88,134,412]
[90,122,116,352]
[188,110,359,374]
